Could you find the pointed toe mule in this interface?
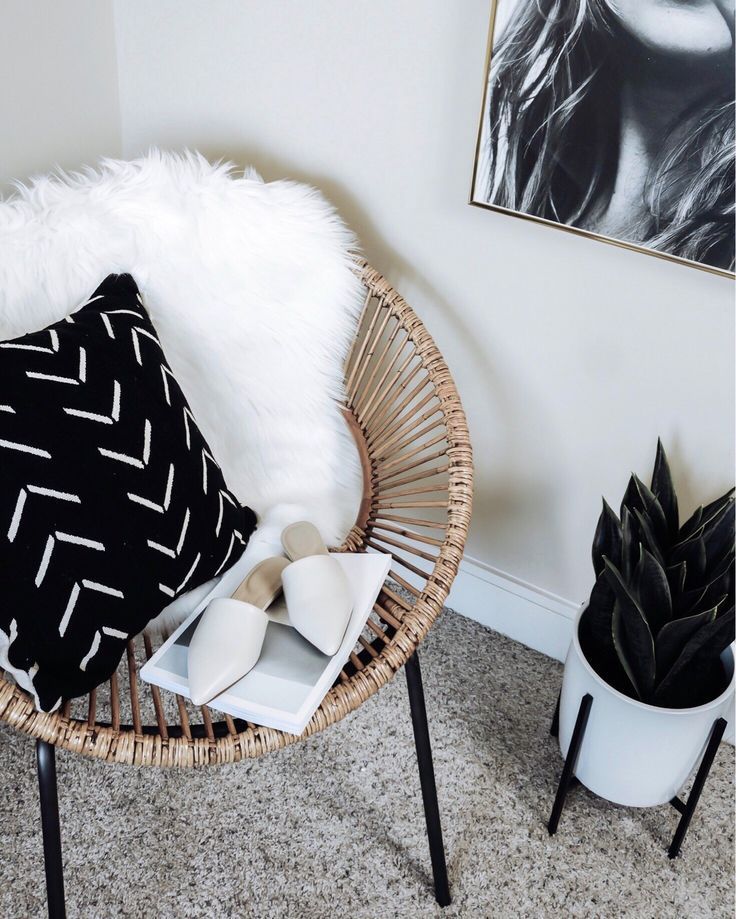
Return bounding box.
[187,555,290,706]
[281,521,353,657]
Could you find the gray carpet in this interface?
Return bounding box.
[1,611,733,918]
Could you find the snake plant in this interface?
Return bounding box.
[579,440,735,709]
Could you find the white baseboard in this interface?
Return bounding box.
[447,556,581,663]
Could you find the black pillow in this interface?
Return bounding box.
[0,274,257,711]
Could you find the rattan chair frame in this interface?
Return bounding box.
[1,260,473,912]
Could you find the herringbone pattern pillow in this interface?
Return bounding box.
[0,274,256,711]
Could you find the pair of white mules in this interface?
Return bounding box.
[187,522,352,706]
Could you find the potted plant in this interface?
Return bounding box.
[558,441,735,807]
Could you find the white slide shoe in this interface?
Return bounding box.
[187,555,289,706]
[281,522,353,656]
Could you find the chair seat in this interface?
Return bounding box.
[0,261,473,767]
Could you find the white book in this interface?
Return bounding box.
[140,552,391,735]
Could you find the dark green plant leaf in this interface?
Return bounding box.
[611,600,641,698]
[592,498,621,578]
[582,575,615,646]
[659,601,732,685]
[579,575,637,697]
[714,553,735,607]
[703,498,735,572]
[670,536,707,588]
[666,561,687,596]
[653,605,735,708]
[636,475,669,546]
[678,506,703,543]
[620,506,639,582]
[621,474,669,548]
[604,558,656,700]
[621,474,641,521]
[709,550,735,583]
[677,488,734,544]
[701,487,736,524]
[654,649,731,709]
[674,560,734,618]
[651,439,678,539]
[633,509,666,567]
[654,605,720,681]
[673,585,707,618]
[633,546,671,636]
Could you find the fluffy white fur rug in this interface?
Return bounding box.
[0,151,363,551]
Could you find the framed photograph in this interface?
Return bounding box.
[470,0,735,278]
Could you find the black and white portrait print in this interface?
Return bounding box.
[471,0,736,274]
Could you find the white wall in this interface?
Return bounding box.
[111,0,733,609]
[0,0,120,188]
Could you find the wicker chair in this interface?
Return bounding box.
[0,260,473,916]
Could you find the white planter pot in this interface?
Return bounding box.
[559,605,735,807]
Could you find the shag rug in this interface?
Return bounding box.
[1,612,733,918]
[0,151,364,546]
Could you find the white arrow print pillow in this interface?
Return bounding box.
[0,274,257,712]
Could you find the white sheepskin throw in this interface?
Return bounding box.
[0,151,363,545]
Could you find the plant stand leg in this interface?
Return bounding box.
[547,693,593,836]
[550,691,561,738]
[668,717,727,859]
[36,740,66,919]
[405,652,451,907]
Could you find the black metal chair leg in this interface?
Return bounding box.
[36,740,66,919]
[548,693,593,836]
[405,652,451,907]
[668,717,727,859]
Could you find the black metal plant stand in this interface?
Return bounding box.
[547,691,728,858]
[35,650,450,918]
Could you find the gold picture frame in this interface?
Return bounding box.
[469,0,735,280]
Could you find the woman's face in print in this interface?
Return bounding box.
[605,0,734,58]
